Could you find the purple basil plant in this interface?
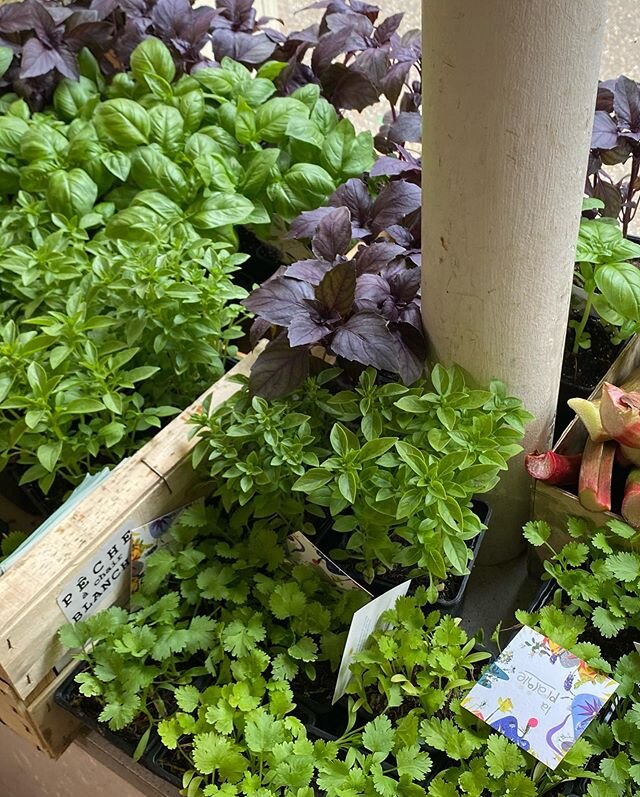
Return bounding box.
[271,0,422,151]
[588,75,640,236]
[0,0,283,109]
[244,192,425,398]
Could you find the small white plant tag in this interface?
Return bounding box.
[332,580,411,704]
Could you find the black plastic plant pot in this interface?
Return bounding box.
[234,227,283,290]
[527,579,557,614]
[55,663,144,759]
[145,738,183,789]
[370,500,491,616]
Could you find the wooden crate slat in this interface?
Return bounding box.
[0,351,258,709]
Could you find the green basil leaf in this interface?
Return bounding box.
[281,163,335,213]
[47,169,98,218]
[191,192,254,229]
[291,84,321,110]
[0,161,19,194]
[148,105,184,153]
[310,98,339,136]
[343,131,375,178]
[320,118,356,175]
[130,145,188,202]
[193,66,239,97]
[0,46,12,80]
[595,262,640,321]
[65,398,106,414]
[20,127,68,162]
[239,148,280,196]
[130,37,176,89]
[105,206,159,241]
[255,97,310,143]
[285,117,323,149]
[242,79,276,107]
[53,76,98,121]
[256,61,287,81]
[176,91,205,133]
[94,98,150,148]
[235,98,256,145]
[0,117,29,155]
[101,152,131,181]
[37,441,63,473]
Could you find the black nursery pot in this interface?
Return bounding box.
[234,227,283,290]
[55,663,150,760]
[145,738,183,789]
[316,499,491,617]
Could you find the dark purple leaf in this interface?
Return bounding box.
[331,310,397,372]
[388,111,421,144]
[276,60,318,95]
[370,180,421,234]
[380,60,412,105]
[384,266,418,301]
[0,0,44,34]
[350,47,389,88]
[243,277,315,325]
[249,317,272,347]
[211,29,275,64]
[355,241,405,273]
[20,38,78,79]
[311,25,352,73]
[614,75,640,136]
[385,224,416,248]
[249,334,310,398]
[593,177,623,219]
[316,261,356,317]
[288,311,332,346]
[375,12,403,44]
[312,206,353,261]
[287,206,337,239]
[591,110,619,150]
[326,11,372,50]
[355,273,389,305]
[370,156,418,177]
[216,0,255,31]
[348,0,379,22]
[390,322,425,384]
[329,178,373,230]
[320,63,379,111]
[596,80,615,112]
[286,259,333,285]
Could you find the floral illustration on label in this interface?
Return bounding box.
[461,625,619,769]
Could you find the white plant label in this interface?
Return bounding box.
[332,580,411,704]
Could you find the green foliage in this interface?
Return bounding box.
[572,215,640,352]
[0,231,246,492]
[191,364,531,589]
[345,589,489,719]
[528,517,640,642]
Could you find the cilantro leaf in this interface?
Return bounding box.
[484,734,525,778]
[396,745,432,779]
[362,716,395,756]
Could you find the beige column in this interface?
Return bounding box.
[421,1,607,562]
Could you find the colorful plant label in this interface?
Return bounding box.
[461,626,619,769]
[286,531,372,596]
[332,580,411,704]
[129,502,199,593]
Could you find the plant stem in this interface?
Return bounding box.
[622,153,640,237]
[571,293,593,355]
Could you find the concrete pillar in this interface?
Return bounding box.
[421,1,607,562]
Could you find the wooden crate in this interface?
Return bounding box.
[532,336,640,551]
[0,351,259,757]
